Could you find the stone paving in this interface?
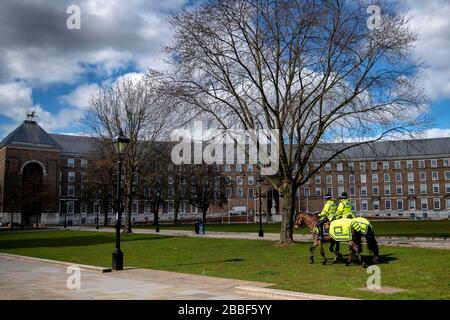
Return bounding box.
[0,254,272,300]
[69,226,450,250]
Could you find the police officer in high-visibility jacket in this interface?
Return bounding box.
[317,194,337,240]
[336,192,356,219]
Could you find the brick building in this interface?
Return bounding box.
[0,119,449,226]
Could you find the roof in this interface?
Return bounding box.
[50,134,97,156]
[1,120,449,160]
[0,121,61,150]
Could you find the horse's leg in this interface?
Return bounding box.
[320,241,327,265]
[346,242,355,266]
[350,240,367,268]
[330,241,341,263]
[336,242,342,261]
[310,241,318,264]
[366,229,380,264]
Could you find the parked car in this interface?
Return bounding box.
[229,206,247,215]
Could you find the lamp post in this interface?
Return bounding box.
[257,176,264,237]
[112,129,129,271]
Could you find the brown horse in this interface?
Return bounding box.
[294,212,367,267]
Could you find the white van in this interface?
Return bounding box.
[229,206,247,215]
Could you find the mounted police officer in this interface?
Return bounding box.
[336,192,355,219]
[317,193,337,240]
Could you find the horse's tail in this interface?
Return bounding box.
[366,228,379,256]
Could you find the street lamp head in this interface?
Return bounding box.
[256,176,264,187]
[112,129,130,155]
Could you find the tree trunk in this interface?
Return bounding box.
[279,181,296,245]
[103,200,109,227]
[123,182,133,234]
[174,205,179,225]
[202,208,207,226]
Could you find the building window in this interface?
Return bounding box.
[67,158,75,168]
[337,175,344,184]
[360,174,367,184]
[360,186,367,196]
[67,185,75,197]
[420,184,427,194]
[248,188,254,198]
[226,176,232,185]
[406,160,413,170]
[315,176,321,184]
[326,175,333,184]
[384,185,391,196]
[433,184,440,194]
[325,163,332,172]
[397,199,404,211]
[237,176,244,185]
[81,159,87,168]
[80,203,87,214]
[337,163,343,172]
[226,188,231,198]
[409,199,416,210]
[383,162,389,170]
[431,159,438,168]
[432,172,439,181]
[372,174,379,183]
[167,202,174,213]
[434,199,441,210]
[68,172,76,182]
[338,186,344,196]
[67,201,74,214]
[304,188,310,197]
[373,200,380,211]
[396,185,403,195]
[420,172,426,181]
[235,188,242,198]
[359,162,366,171]
[408,185,415,195]
[144,202,150,214]
[385,200,391,211]
[384,174,390,183]
[315,187,322,197]
[348,163,355,171]
[372,186,379,196]
[394,161,401,170]
[349,185,356,196]
[418,160,425,169]
[349,175,355,183]
[350,200,356,211]
[421,198,428,210]
[395,173,402,183]
[248,176,254,186]
[247,164,254,172]
[131,202,138,214]
[314,163,321,172]
[371,162,378,171]
[236,164,243,173]
[224,164,231,172]
[445,183,450,194]
[447,199,450,209]
[407,172,414,182]
[444,159,449,168]
[361,200,368,211]
[326,187,333,196]
[445,172,450,180]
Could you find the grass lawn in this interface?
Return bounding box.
[136,219,450,237]
[1,230,449,299]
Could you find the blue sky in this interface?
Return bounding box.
[0,0,449,139]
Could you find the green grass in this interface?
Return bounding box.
[1,230,449,299]
[136,220,450,237]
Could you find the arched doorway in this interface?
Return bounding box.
[266,189,280,215]
[21,162,44,226]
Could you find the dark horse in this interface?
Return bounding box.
[294,212,380,267]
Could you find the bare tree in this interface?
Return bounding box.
[166,0,429,244]
[83,72,174,233]
[186,164,227,225]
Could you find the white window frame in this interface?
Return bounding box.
[67,158,75,168]
[67,201,74,214]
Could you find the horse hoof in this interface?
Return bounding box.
[310,260,314,264]
[322,260,327,265]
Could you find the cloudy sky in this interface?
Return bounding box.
[0,0,449,139]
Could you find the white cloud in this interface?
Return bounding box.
[417,128,450,139]
[59,83,100,109]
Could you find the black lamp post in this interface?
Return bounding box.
[257,176,264,237]
[112,129,130,271]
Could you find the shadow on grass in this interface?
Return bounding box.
[0,234,173,250]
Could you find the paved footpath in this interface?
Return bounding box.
[68,226,450,250]
[0,254,353,300]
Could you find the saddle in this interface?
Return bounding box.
[314,222,330,236]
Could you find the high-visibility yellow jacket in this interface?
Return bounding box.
[318,200,337,221]
[336,199,355,219]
